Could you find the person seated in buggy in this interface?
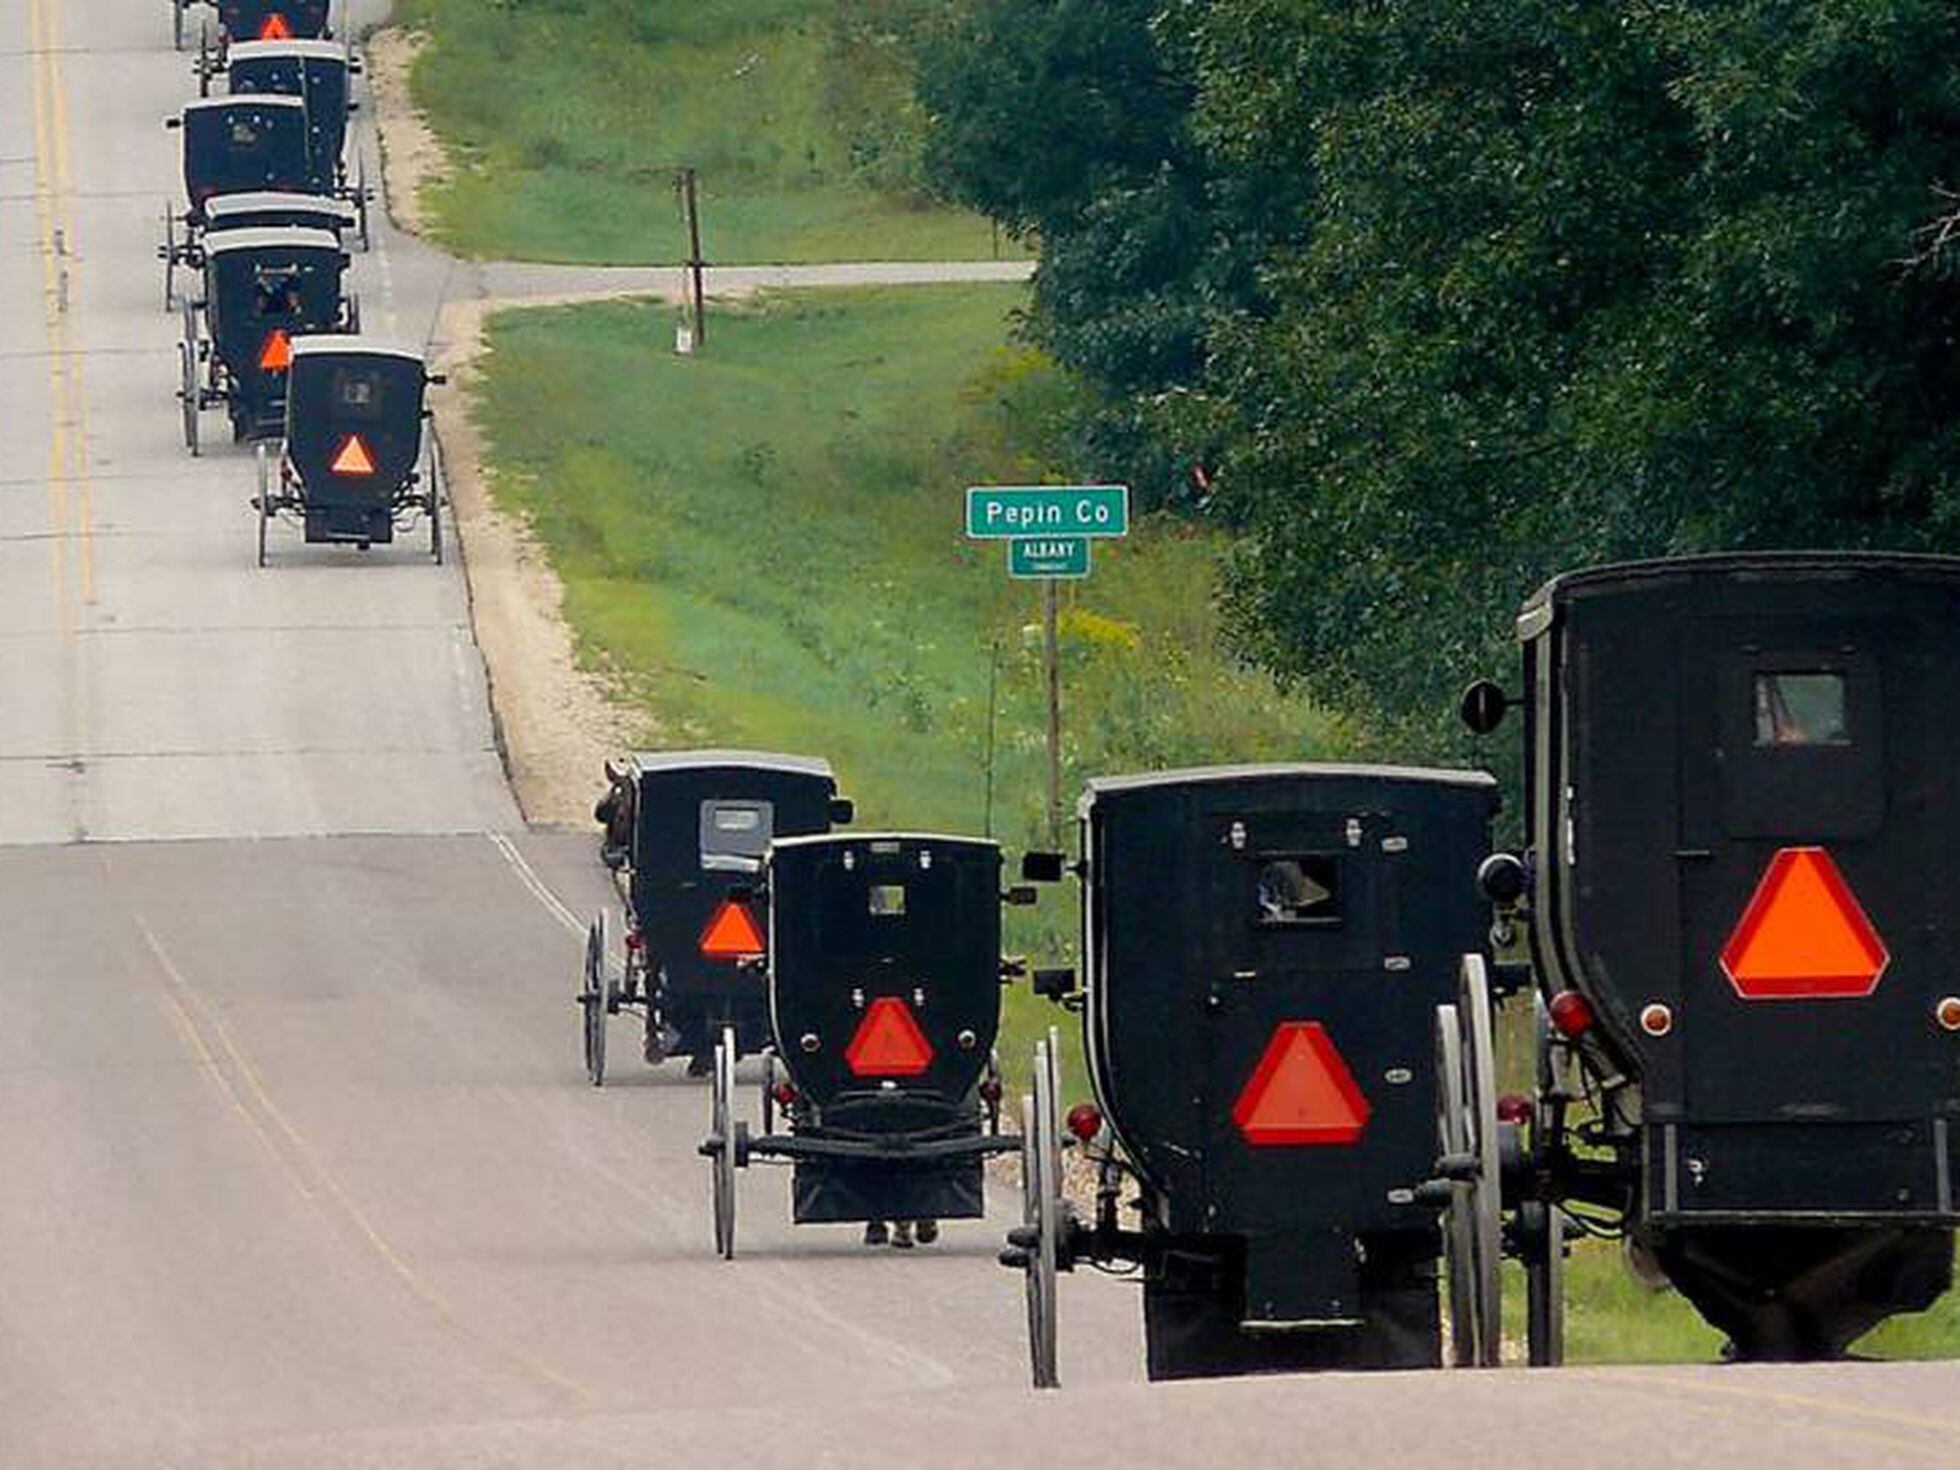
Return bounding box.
[576,751,854,1086]
[161,95,318,308]
[252,338,443,566]
[698,833,1027,1256]
[200,38,372,248]
[1006,765,1502,1386]
[177,226,355,452]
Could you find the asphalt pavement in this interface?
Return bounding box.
[0,2,1955,1465]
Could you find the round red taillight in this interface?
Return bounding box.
[771,1080,797,1108]
[978,1077,1004,1104]
[1936,997,1960,1032]
[1547,990,1596,1039]
[1496,1093,1533,1125]
[1639,1002,1673,1037]
[1065,1102,1103,1142]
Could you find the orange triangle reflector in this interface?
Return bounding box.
[1721,846,1889,999]
[258,329,292,370]
[698,899,765,960]
[1232,1021,1371,1147]
[259,14,293,38]
[329,433,376,476]
[844,997,934,1077]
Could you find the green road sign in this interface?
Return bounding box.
[966,485,1129,539]
[1008,536,1091,579]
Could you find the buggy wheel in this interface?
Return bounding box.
[178,339,200,456]
[1434,1004,1479,1366]
[760,1050,778,1134]
[354,154,371,251]
[427,438,444,564]
[711,1025,739,1260]
[255,443,271,566]
[172,0,185,51]
[1523,995,1567,1367]
[344,291,361,336]
[1456,954,1504,1367]
[1018,1027,1063,1389]
[579,914,607,1087]
[161,205,177,310]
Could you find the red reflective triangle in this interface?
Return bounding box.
[258,14,293,39]
[329,434,376,476]
[1721,846,1889,999]
[1232,1021,1371,1147]
[258,329,292,370]
[698,899,764,960]
[844,997,934,1077]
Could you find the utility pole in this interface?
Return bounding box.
[677,167,706,348]
[1043,579,1062,847]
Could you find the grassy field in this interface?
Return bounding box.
[467,284,1341,1077]
[396,0,1008,264]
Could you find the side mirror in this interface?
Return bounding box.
[425,372,448,387]
[828,797,855,825]
[1459,679,1511,734]
[1002,885,1039,907]
[1032,967,1078,1002]
[1477,852,1528,906]
[1021,851,1067,883]
[164,116,183,130]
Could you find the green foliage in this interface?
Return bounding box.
[397,0,999,262]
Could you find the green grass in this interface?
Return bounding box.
[396,0,1010,264]
[467,284,1343,1081]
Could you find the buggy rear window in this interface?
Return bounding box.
[330,367,388,420]
[1754,672,1848,747]
[1254,855,1341,928]
[698,800,773,872]
[868,884,906,917]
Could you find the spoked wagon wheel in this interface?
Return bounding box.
[1434,1002,1479,1366]
[760,1050,778,1134]
[1018,1026,1064,1389]
[579,913,608,1086]
[711,1025,739,1260]
[178,339,200,455]
[426,437,444,564]
[353,154,372,251]
[254,443,271,566]
[1522,994,1567,1367]
[1456,954,1505,1367]
[161,205,178,310]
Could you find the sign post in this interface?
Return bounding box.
[965,484,1130,843]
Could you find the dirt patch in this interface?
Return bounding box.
[430,299,644,825]
[365,28,445,239]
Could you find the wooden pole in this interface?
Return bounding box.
[1044,578,1061,847]
[679,166,706,347]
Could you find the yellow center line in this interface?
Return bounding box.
[42,0,93,606]
[26,0,71,641]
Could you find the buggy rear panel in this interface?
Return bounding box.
[180,97,315,206]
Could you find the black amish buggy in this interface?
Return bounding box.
[161,95,318,307]
[1452,550,1960,1362]
[253,338,443,566]
[577,751,853,1086]
[1005,765,1501,1386]
[163,190,356,311]
[697,833,1026,1258]
[177,226,354,453]
[201,39,372,248]
[173,0,332,52]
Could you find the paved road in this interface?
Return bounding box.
[1,2,1956,1466]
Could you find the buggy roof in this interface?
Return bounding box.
[629,749,834,779]
[1080,762,1497,813]
[769,831,995,853]
[225,39,348,63]
[182,94,307,116]
[287,335,424,365]
[1521,550,1960,622]
[203,226,344,256]
[205,190,355,218]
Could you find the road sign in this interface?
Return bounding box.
[966,485,1129,539]
[1008,537,1090,580]
[1720,846,1889,999]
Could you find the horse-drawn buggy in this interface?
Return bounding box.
[1006,765,1500,1385]
[161,95,320,308]
[174,0,332,51]
[177,226,355,452]
[199,38,372,249]
[1452,550,1960,1361]
[252,339,443,565]
[578,752,853,1085]
[698,833,1024,1256]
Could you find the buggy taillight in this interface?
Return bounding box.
[1548,990,1595,1038]
[772,1080,798,1108]
[1065,1102,1103,1142]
